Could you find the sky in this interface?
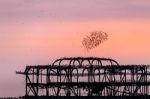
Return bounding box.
[0,0,150,97]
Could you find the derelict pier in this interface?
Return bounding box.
[17,57,150,99]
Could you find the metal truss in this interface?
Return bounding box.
[17,57,150,97]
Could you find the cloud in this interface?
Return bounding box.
[0,0,150,23]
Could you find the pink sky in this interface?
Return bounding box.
[0,0,150,97]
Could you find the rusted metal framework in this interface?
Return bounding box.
[17,57,150,98]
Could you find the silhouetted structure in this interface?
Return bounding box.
[17,57,150,99]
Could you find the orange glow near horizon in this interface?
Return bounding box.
[1,19,150,65]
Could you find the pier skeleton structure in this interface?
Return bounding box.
[17,57,150,98]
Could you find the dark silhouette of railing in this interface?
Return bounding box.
[16,57,150,99]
